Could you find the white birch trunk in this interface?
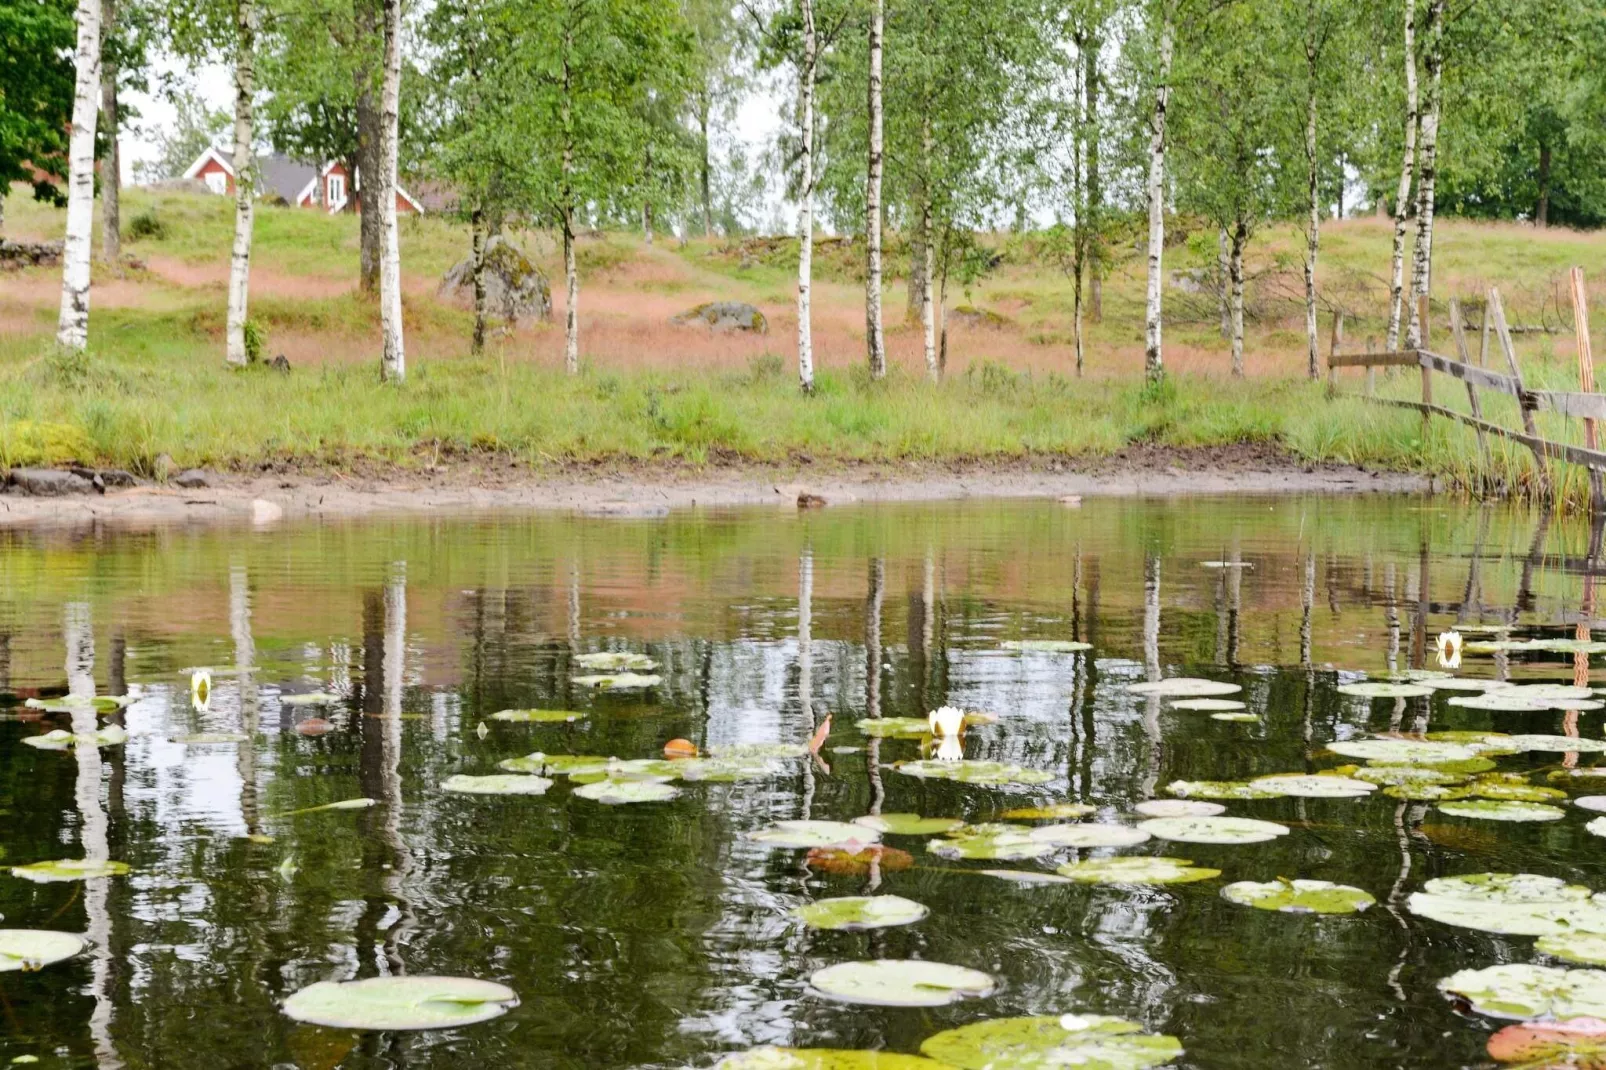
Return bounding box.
[798,549,813,724]
[56,0,103,350]
[1406,0,1444,349]
[1142,12,1174,383]
[563,214,579,374]
[865,0,885,380]
[796,0,817,394]
[224,0,256,368]
[921,191,936,380]
[377,0,405,382]
[1216,227,1230,339]
[1303,51,1320,380]
[1229,222,1246,378]
[1386,0,1418,351]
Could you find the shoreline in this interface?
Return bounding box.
[0,445,1432,530]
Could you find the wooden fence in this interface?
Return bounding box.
[1327,271,1606,509]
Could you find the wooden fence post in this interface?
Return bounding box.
[1326,310,1345,396]
[1450,297,1492,481]
[1418,294,1431,348]
[1478,301,1491,367]
[1365,338,1376,397]
[1491,286,1552,500]
[1569,267,1606,513]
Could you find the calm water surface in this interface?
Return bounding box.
[1,495,1604,1069]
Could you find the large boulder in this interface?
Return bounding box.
[672,301,769,334]
[439,236,552,325]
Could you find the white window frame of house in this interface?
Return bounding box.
[327,173,346,208]
[204,170,228,195]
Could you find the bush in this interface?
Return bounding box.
[126,208,168,242]
[243,319,266,364]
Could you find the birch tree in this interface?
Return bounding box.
[1297,0,1347,380]
[1404,0,1443,348]
[1383,0,1416,351]
[795,0,819,391]
[56,0,104,350]
[98,0,120,262]
[864,0,885,380]
[224,0,257,368]
[377,0,403,381]
[1142,2,1174,383]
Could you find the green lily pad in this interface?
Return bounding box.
[24,695,130,714]
[1248,774,1375,798]
[1578,797,1606,812]
[809,960,995,1007]
[1385,669,1454,681]
[705,743,810,760]
[928,825,1054,861]
[1472,639,1606,654]
[748,820,880,849]
[1383,783,1472,801]
[792,895,929,931]
[572,652,658,672]
[281,975,519,1030]
[1027,823,1150,849]
[442,774,553,795]
[855,718,933,738]
[1336,682,1434,699]
[1447,693,1554,712]
[1468,778,1566,803]
[11,859,129,883]
[1540,932,1606,966]
[1000,640,1092,653]
[1437,800,1566,821]
[577,758,681,782]
[1353,765,1464,786]
[171,732,249,745]
[1423,873,1594,903]
[0,931,90,972]
[1222,879,1376,914]
[573,780,679,804]
[1125,678,1241,698]
[1137,816,1290,844]
[1164,779,1283,800]
[489,709,586,723]
[715,1049,948,1068]
[22,726,128,750]
[1055,856,1220,885]
[498,753,610,776]
[280,692,341,706]
[1327,739,1478,764]
[1211,712,1261,722]
[1168,698,1246,711]
[1426,731,1519,752]
[1408,874,1606,936]
[1000,804,1096,820]
[571,673,661,690]
[1421,677,1513,692]
[1553,768,1606,782]
[852,814,965,836]
[895,760,1055,786]
[920,1014,1183,1070]
[1509,735,1606,753]
[1439,963,1606,1020]
[283,798,377,816]
[1486,1018,1606,1066]
[674,757,783,783]
[978,870,1077,885]
[1134,799,1225,818]
[1588,817,1606,838]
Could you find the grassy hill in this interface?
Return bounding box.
[3,184,1606,498]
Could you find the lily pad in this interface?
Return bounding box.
[895,760,1055,787]
[809,960,995,1008]
[0,931,90,972]
[1540,932,1606,967]
[806,845,914,876]
[1336,682,1434,699]
[705,743,810,760]
[792,895,929,931]
[1468,778,1565,803]
[573,780,679,805]
[1587,817,1606,838]
[11,860,129,883]
[1027,823,1150,849]
[1248,774,1375,798]
[1554,768,1606,782]
[442,774,553,795]
[1125,678,1242,698]
[1383,783,1472,801]
[1352,765,1464,786]
[1000,640,1092,653]
[1487,1018,1606,1067]
[852,814,964,836]
[920,1014,1183,1070]
[1165,779,1283,800]
[572,652,658,672]
[1055,856,1220,885]
[1447,693,1555,712]
[978,870,1077,886]
[1000,804,1096,820]
[1439,963,1606,1020]
[1437,800,1566,821]
[22,726,128,750]
[498,753,610,776]
[748,821,880,849]
[1168,698,1247,711]
[281,976,519,1031]
[674,757,782,783]
[855,718,934,738]
[171,732,249,745]
[716,1049,948,1069]
[280,692,341,706]
[571,673,661,690]
[1222,879,1376,914]
[489,709,587,723]
[1421,677,1513,692]
[1580,797,1606,812]
[1326,739,1478,764]
[928,825,1054,861]
[1134,799,1225,818]
[1508,735,1606,753]
[1137,816,1290,844]
[1422,873,1593,903]
[283,798,377,816]
[24,695,130,714]
[1408,874,1606,936]
[1212,713,1261,723]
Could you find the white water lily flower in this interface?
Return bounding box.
[935,736,964,762]
[1436,631,1464,670]
[191,670,212,711]
[927,706,965,738]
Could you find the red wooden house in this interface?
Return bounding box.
[181,148,424,214]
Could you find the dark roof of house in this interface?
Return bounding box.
[258,154,317,203]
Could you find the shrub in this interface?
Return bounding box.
[126,209,168,242]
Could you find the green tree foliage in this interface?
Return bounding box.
[0,0,77,214]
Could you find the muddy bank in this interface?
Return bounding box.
[0,444,1431,531]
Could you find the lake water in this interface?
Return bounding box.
[1,495,1604,1069]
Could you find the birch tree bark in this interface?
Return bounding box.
[470,206,487,354]
[865,0,886,380]
[561,32,579,375]
[98,0,119,264]
[919,46,937,382]
[225,0,257,368]
[795,0,817,393]
[56,0,103,350]
[377,0,404,381]
[1142,9,1174,384]
[1085,25,1102,324]
[1228,220,1246,377]
[1405,0,1444,349]
[697,92,713,236]
[1385,0,1417,352]
[1302,25,1320,380]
